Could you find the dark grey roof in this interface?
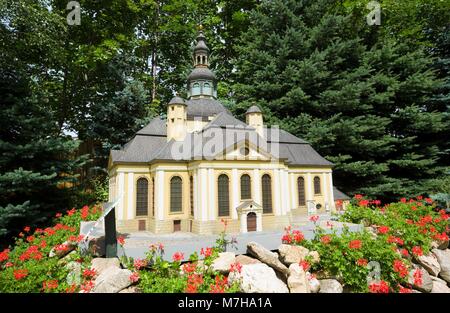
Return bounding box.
[168,96,186,106]
[205,112,249,129]
[186,98,230,118]
[194,31,209,52]
[136,117,166,136]
[110,115,332,167]
[246,105,262,114]
[187,67,216,82]
[333,187,350,200]
[264,128,308,144]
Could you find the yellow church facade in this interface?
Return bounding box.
[108,30,345,235]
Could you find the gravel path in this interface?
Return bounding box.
[116,215,362,261]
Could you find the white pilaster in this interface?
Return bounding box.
[232,169,239,219]
[208,168,215,221]
[193,170,198,220]
[200,168,208,221]
[256,212,263,232]
[117,173,125,220]
[155,170,164,221]
[127,173,134,220]
[253,169,261,204]
[328,172,335,211]
[240,213,247,233]
[273,169,281,215]
[290,173,296,209]
[306,172,313,201]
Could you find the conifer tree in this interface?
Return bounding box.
[232,0,448,200]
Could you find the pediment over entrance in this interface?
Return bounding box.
[236,200,263,214]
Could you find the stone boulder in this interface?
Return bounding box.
[319,279,343,293]
[92,267,133,293]
[287,263,310,293]
[408,265,433,293]
[277,244,309,265]
[247,242,289,277]
[235,254,261,265]
[431,280,450,293]
[210,252,236,274]
[91,258,121,276]
[49,241,77,258]
[432,240,449,250]
[65,261,82,286]
[307,251,320,264]
[432,249,450,283]
[119,286,142,293]
[415,253,441,277]
[307,272,320,293]
[228,263,289,293]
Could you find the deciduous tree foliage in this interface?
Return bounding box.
[231,0,449,200]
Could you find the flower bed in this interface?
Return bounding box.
[0,206,101,293]
[282,196,449,293]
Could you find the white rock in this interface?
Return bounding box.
[408,265,433,293]
[307,272,320,293]
[92,267,133,293]
[210,252,235,274]
[307,251,320,264]
[432,249,450,283]
[247,242,290,277]
[228,263,289,293]
[287,263,310,293]
[431,280,450,293]
[416,253,441,276]
[319,279,343,293]
[235,254,261,265]
[277,244,309,265]
[91,258,121,276]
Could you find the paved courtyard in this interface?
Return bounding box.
[115,214,363,261]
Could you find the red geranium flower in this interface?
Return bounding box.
[393,259,408,278]
[23,226,30,233]
[321,235,331,244]
[354,194,363,200]
[0,249,9,262]
[81,205,89,220]
[182,262,197,274]
[378,226,390,234]
[66,208,76,216]
[357,258,368,266]
[55,213,62,218]
[300,260,310,271]
[349,240,362,249]
[172,252,184,262]
[399,285,412,293]
[400,198,407,203]
[359,200,369,207]
[133,259,147,270]
[129,272,140,283]
[292,230,305,243]
[42,280,58,291]
[425,198,433,204]
[117,236,125,246]
[368,280,389,293]
[82,268,97,279]
[309,215,319,223]
[200,247,213,258]
[13,269,28,280]
[400,249,409,257]
[413,268,422,286]
[412,246,423,257]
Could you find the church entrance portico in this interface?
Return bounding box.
[236,200,263,233]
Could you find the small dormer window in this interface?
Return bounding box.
[171,106,174,111]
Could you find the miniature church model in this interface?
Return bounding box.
[108,29,345,234]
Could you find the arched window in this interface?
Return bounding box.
[240,174,251,200]
[192,82,200,95]
[314,176,321,195]
[261,174,272,213]
[202,56,206,64]
[203,82,212,95]
[218,174,230,216]
[136,178,148,216]
[170,176,182,213]
[196,55,200,64]
[297,177,306,206]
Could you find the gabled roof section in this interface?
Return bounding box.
[136,117,166,136]
[204,112,249,129]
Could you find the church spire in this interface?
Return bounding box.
[187,27,217,99]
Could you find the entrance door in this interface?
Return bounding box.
[174,220,181,232]
[138,220,146,231]
[247,212,257,232]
